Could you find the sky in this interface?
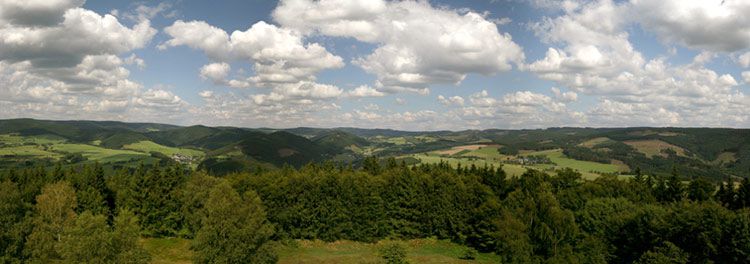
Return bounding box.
[1,0,750,130]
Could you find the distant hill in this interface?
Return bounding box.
[312,130,369,151]
[1,118,749,180]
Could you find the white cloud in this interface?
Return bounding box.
[0,3,191,124]
[0,0,85,26]
[631,0,750,52]
[347,85,386,98]
[162,20,344,87]
[527,0,750,127]
[274,0,524,90]
[739,52,750,68]
[743,71,750,84]
[200,62,231,85]
[0,8,156,68]
[437,95,465,106]
[551,87,578,102]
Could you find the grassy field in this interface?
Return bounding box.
[50,143,148,161]
[405,153,531,177]
[0,145,62,158]
[460,145,509,160]
[140,238,500,264]
[623,139,687,158]
[521,149,623,179]
[578,137,611,148]
[408,147,626,180]
[279,239,501,264]
[141,238,193,264]
[124,141,204,158]
[0,133,67,145]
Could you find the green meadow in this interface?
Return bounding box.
[141,238,501,264]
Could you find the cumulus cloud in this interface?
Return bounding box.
[551,87,578,102]
[527,0,750,127]
[0,2,190,123]
[0,0,85,26]
[739,52,750,68]
[453,89,584,128]
[1,8,156,68]
[162,19,347,107]
[273,0,524,90]
[437,95,465,106]
[200,62,231,85]
[743,71,750,84]
[631,0,750,52]
[347,85,386,98]
[162,20,344,87]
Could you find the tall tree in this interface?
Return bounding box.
[193,182,276,264]
[25,181,78,263]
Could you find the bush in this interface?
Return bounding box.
[459,248,478,260]
[379,241,408,264]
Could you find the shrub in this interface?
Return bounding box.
[379,241,408,264]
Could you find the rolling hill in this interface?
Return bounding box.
[0,119,749,180]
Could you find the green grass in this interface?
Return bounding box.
[0,145,62,158]
[0,133,66,145]
[278,239,501,264]
[140,238,192,264]
[460,146,509,160]
[50,143,148,161]
[404,153,532,177]
[140,238,500,264]
[522,149,622,179]
[123,141,204,158]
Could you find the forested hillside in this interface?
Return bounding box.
[2,159,750,263]
[2,119,748,181]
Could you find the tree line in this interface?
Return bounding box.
[2,159,750,263]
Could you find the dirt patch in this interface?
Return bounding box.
[579,137,611,148]
[278,148,299,157]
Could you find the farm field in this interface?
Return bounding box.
[623,139,687,158]
[49,143,148,162]
[410,146,627,179]
[522,149,622,174]
[0,145,62,159]
[123,140,204,158]
[404,153,533,177]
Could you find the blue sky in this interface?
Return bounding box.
[1,0,749,130]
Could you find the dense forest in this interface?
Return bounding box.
[2,159,750,263]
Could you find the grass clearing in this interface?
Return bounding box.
[578,137,612,148]
[0,145,62,158]
[0,133,66,145]
[404,153,531,177]
[141,238,193,264]
[523,149,621,174]
[624,140,687,158]
[123,140,204,158]
[712,152,738,165]
[278,239,501,264]
[432,144,485,155]
[50,143,147,161]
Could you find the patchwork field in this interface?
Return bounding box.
[624,139,687,158]
[404,153,535,177]
[433,144,485,155]
[123,140,204,158]
[522,149,622,173]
